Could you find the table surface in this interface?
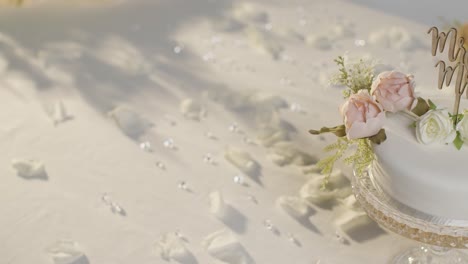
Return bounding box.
[0,0,465,263]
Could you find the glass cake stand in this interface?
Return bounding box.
[352,163,468,263]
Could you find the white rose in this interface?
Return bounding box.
[416,109,456,144]
[456,114,468,142]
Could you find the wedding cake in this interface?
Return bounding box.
[310,26,468,221]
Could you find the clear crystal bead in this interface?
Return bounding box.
[178,181,188,190]
[247,195,257,204]
[233,174,245,185]
[354,39,366,47]
[173,45,183,54]
[163,138,175,149]
[335,231,346,244]
[287,232,299,245]
[155,161,166,170]
[139,141,152,152]
[290,103,302,112]
[228,123,239,132]
[101,193,111,205]
[202,52,215,62]
[263,219,274,230]
[203,153,214,164]
[174,229,185,239]
[111,202,123,214]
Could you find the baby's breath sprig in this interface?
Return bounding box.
[331,56,375,98]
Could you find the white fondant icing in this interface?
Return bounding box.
[373,108,468,220]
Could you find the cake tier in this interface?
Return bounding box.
[373,108,468,221]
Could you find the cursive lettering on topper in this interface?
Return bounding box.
[428,26,468,117]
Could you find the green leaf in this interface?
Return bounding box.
[453,132,464,150]
[456,114,464,124]
[428,99,437,110]
[411,97,430,117]
[449,113,464,125]
[368,129,387,145]
[309,125,346,137]
[409,121,417,128]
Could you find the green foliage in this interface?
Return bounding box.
[314,55,379,188]
[449,112,464,125]
[368,129,387,145]
[342,89,351,98]
[344,139,375,176]
[452,113,465,150]
[317,138,350,189]
[317,137,375,189]
[331,56,375,98]
[411,97,430,117]
[428,99,437,110]
[453,131,464,150]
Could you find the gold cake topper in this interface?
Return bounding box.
[428,27,468,119]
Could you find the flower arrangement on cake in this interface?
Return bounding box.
[310,35,468,188]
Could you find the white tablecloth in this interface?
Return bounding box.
[0,0,465,263]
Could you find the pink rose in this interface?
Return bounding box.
[371,71,415,113]
[341,90,386,139]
